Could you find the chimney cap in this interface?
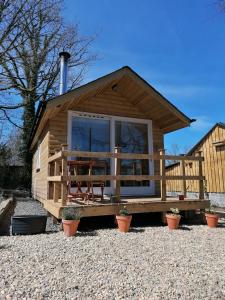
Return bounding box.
[59,51,71,59]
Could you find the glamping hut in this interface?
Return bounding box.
[166,123,225,207]
[29,52,209,219]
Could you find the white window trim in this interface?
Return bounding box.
[67,110,155,195]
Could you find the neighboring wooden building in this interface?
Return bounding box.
[166,123,225,207]
[29,66,209,218]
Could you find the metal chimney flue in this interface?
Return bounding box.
[59,51,71,95]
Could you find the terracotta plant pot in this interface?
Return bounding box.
[116,215,132,233]
[205,213,219,228]
[178,194,185,200]
[166,214,181,230]
[62,219,80,237]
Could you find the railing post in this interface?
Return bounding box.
[159,149,166,201]
[115,147,121,202]
[61,144,68,206]
[53,150,60,203]
[181,154,187,198]
[197,151,204,199]
[47,158,52,200]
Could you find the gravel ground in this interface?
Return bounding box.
[13,198,47,216]
[0,213,225,300]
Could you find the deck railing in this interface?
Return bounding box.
[47,144,205,205]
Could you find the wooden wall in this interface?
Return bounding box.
[32,127,49,202]
[74,89,149,119]
[166,125,225,194]
[166,161,199,193]
[48,89,151,154]
[48,90,164,196]
[49,110,67,154]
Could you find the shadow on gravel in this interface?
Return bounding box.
[129,228,145,233]
[45,230,60,234]
[0,245,13,250]
[79,215,116,231]
[132,212,162,227]
[77,230,98,237]
[218,224,225,228]
[179,226,192,231]
[77,212,163,232]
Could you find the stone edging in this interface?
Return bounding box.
[0,197,13,222]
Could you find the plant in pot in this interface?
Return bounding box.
[166,208,181,230]
[178,187,188,201]
[116,206,132,233]
[62,207,81,237]
[178,181,193,200]
[205,205,219,228]
[178,194,185,201]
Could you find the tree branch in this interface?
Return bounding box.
[0,108,23,129]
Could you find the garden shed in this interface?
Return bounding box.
[166,122,225,207]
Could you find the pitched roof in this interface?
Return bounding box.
[187,122,225,155]
[29,66,194,148]
[52,66,192,119]
[166,122,225,169]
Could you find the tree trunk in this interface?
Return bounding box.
[21,95,36,189]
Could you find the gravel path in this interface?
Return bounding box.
[0,223,225,299]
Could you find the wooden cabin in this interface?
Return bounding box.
[29,66,209,218]
[166,123,225,207]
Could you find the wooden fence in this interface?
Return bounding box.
[47,145,205,205]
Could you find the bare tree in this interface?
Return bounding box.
[166,143,190,166]
[0,0,95,118]
[0,0,96,187]
[7,128,22,166]
[0,0,28,57]
[0,0,30,129]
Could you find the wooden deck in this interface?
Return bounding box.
[41,197,210,219]
[43,148,209,219]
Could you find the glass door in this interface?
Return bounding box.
[115,120,152,195]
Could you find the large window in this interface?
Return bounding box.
[69,112,153,194]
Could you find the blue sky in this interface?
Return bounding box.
[63,0,225,153]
